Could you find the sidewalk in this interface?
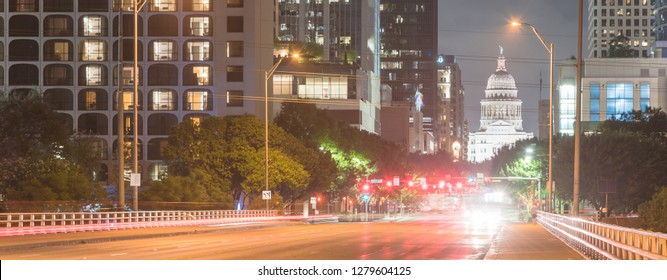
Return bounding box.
[484,222,586,260]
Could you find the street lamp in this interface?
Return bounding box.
[132,0,147,212]
[264,54,298,210]
[511,20,554,213]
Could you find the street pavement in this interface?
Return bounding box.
[0,216,586,260]
[484,221,586,260]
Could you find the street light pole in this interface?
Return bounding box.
[573,0,584,217]
[264,55,288,210]
[512,21,554,212]
[133,0,147,211]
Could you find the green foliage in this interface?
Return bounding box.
[638,187,667,233]
[0,92,102,202]
[141,169,233,202]
[161,115,314,206]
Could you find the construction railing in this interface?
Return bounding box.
[538,211,667,260]
[0,210,278,237]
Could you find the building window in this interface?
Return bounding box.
[147,138,171,161]
[80,15,107,36]
[226,65,243,82]
[226,91,243,107]
[78,89,108,111]
[78,113,109,135]
[79,0,108,12]
[148,162,169,180]
[113,39,143,61]
[148,64,178,86]
[43,88,74,110]
[9,15,39,36]
[639,83,650,111]
[114,90,143,111]
[227,16,243,32]
[79,40,107,61]
[148,14,178,36]
[273,74,293,95]
[185,16,211,36]
[606,83,633,119]
[113,64,143,86]
[9,64,38,85]
[227,0,243,8]
[0,66,3,86]
[149,40,176,61]
[149,89,177,111]
[112,0,134,11]
[44,15,73,37]
[44,40,72,61]
[44,64,73,86]
[10,0,38,12]
[184,65,211,86]
[147,114,178,135]
[187,0,212,12]
[590,83,601,122]
[148,0,177,11]
[227,41,243,57]
[79,64,108,86]
[184,90,211,111]
[184,41,211,61]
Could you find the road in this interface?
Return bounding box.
[0,201,517,260]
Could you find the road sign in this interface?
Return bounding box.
[370,179,383,184]
[310,197,316,204]
[393,176,400,186]
[262,191,271,200]
[477,173,484,179]
[130,173,141,187]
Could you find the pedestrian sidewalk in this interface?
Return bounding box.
[484,222,586,260]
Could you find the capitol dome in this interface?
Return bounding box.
[486,69,517,90]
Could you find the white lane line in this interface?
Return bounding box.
[110,253,127,257]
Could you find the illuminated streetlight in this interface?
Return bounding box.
[264,53,298,210]
[511,20,554,212]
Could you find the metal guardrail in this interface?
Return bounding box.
[538,211,667,260]
[0,210,278,237]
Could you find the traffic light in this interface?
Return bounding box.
[362,183,370,192]
[361,194,370,202]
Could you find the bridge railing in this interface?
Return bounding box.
[537,211,667,260]
[0,210,278,237]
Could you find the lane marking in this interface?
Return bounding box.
[110,253,127,257]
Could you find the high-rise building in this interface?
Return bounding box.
[379,0,439,154]
[468,48,534,163]
[275,0,382,134]
[558,57,667,131]
[1,0,273,181]
[436,55,465,161]
[587,0,656,58]
[275,0,363,63]
[655,0,667,57]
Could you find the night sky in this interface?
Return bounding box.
[438,0,582,135]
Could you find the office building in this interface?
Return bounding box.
[587,0,656,58]
[1,0,274,181]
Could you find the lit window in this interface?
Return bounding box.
[151,40,175,61]
[227,0,243,8]
[190,0,211,11]
[80,40,107,61]
[81,16,106,36]
[150,89,176,111]
[185,90,210,111]
[82,65,104,86]
[188,16,210,36]
[149,0,176,12]
[185,41,210,61]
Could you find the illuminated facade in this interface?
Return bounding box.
[0,0,273,181]
[379,0,439,154]
[655,0,667,57]
[467,49,534,163]
[587,0,656,58]
[556,57,667,135]
[436,55,465,161]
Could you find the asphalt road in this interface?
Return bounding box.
[0,206,513,260]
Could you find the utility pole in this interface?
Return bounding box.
[117,5,125,210]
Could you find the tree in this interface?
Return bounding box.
[161,115,316,209]
[553,131,667,213]
[608,35,636,58]
[600,107,667,142]
[638,187,667,234]
[0,91,103,202]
